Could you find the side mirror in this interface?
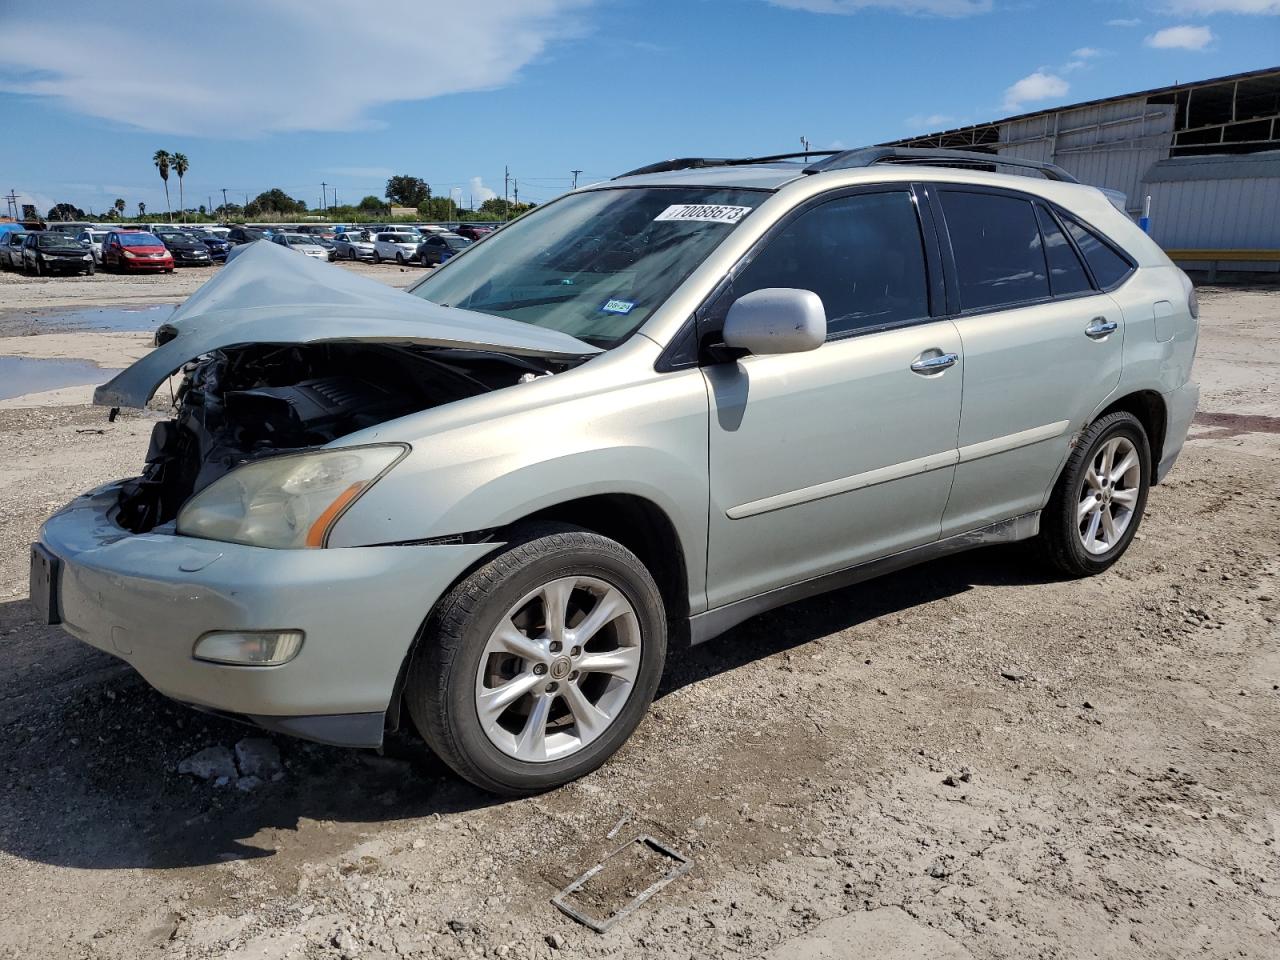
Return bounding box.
[722,288,826,356]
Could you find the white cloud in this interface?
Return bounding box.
[1107,18,1142,26]
[905,113,957,128]
[1072,47,1106,58]
[0,1,592,137]
[767,0,992,16]
[1145,24,1215,48]
[469,177,498,204]
[1163,1,1280,13]
[1003,71,1070,111]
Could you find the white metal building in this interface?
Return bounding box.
[884,66,1280,271]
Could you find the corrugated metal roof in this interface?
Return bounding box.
[1144,151,1280,183]
[882,65,1280,144]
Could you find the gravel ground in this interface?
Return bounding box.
[0,274,1276,960]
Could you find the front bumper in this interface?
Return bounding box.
[1156,380,1200,483]
[119,257,173,271]
[36,482,498,745]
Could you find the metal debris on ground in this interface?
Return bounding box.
[552,835,693,934]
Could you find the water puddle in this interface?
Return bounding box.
[0,356,120,402]
[28,304,178,332]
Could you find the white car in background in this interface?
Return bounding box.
[77,229,111,264]
[333,231,377,261]
[372,232,420,264]
[272,232,329,261]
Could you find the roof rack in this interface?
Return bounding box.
[613,150,841,179]
[803,147,1079,182]
[614,147,1078,184]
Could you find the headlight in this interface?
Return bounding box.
[176,444,407,548]
[123,250,137,258]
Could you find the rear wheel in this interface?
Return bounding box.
[1037,411,1150,577]
[405,524,667,796]
[373,251,382,263]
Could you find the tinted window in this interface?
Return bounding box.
[730,191,930,337]
[941,191,1049,311]
[1060,214,1133,289]
[1034,205,1092,297]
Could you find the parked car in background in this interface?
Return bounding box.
[415,232,471,266]
[156,231,213,267]
[101,231,174,273]
[227,226,267,245]
[454,225,494,242]
[0,231,28,270]
[188,230,232,262]
[333,231,376,261]
[272,232,329,260]
[23,232,94,275]
[75,229,111,264]
[372,231,420,264]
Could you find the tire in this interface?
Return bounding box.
[349,248,357,261]
[395,252,405,265]
[405,523,667,796]
[1036,411,1151,577]
[373,251,381,263]
[33,259,43,276]
[85,263,94,276]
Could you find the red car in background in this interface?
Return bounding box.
[454,224,494,242]
[101,231,174,273]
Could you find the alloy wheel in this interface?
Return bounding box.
[473,576,642,763]
[1077,435,1141,555]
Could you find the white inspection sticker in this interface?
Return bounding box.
[654,203,752,225]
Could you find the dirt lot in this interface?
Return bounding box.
[0,267,1276,960]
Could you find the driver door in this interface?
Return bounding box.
[702,187,963,609]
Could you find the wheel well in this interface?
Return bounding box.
[518,494,691,634]
[1096,390,1167,477]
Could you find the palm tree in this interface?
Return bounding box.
[113,198,125,219]
[138,201,146,219]
[153,149,172,222]
[173,153,189,223]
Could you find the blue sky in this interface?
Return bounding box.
[2,0,1277,217]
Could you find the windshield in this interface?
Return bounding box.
[410,187,764,345]
[284,234,312,244]
[118,233,161,246]
[38,234,87,249]
[444,236,470,249]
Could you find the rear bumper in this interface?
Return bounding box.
[1156,381,1200,483]
[35,481,498,744]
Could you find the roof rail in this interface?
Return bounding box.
[613,150,841,180]
[803,147,1079,183]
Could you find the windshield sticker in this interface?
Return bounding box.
[654,203,752,225]
[601,299,636,315]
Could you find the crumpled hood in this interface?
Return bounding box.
[94,240,600,408]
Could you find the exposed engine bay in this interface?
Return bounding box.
[116,342,558,533]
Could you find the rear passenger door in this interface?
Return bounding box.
[931,186,1129,536]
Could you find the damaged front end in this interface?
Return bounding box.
[96,241,601,535]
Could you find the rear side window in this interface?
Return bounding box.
[1060,214,1134,290]
[1034,205,1092,297]
[940,191,1049,311]
[730,191,930,338]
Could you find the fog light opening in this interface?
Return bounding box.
[193,630,305,666]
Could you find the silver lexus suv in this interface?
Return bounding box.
[32,148,1199,795]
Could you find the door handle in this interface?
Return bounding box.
[909,352,958,374]
[1085,317,1118,340]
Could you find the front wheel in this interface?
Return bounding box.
[1036,411,1150,577]
[85,263,94,276]
[373,251,381,263]
[405,524,667,796]
[395,252,405,265]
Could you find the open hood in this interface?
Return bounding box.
[94,240,600,408]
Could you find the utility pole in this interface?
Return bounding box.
[321,181,327,213]
[800,135,810,159]
[571,169,582,189]
[4,188,18,220]
[513,178,519,212]
[504,165,511,220]
[221,187,228,213]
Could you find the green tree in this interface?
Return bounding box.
[113,198,126,218]
[245,188,307,217]
[385,175,429,207]
[138,201,146,218]
[47,202,86,221]
[153,149,172,222]
[358,194,388,213]
[173,152,189,223]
